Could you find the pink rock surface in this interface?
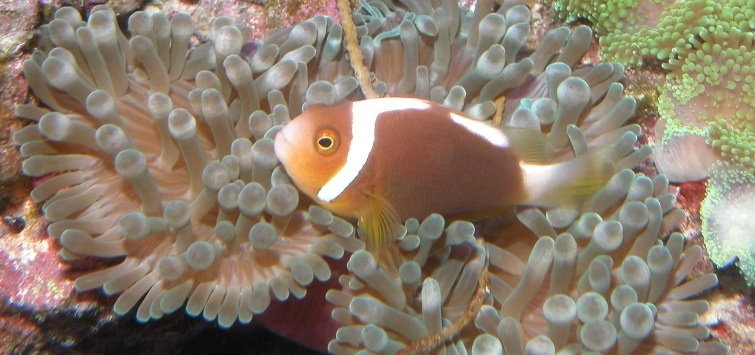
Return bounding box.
[0,0,38,62]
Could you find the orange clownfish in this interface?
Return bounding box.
[274,98,609,252]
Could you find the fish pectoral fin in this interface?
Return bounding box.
[358,192,401,254]
[502,127,549,164]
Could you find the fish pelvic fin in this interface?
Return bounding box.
[521,151,613,208]
[358,191,401,256]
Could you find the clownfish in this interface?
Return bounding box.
[274,98,610,252]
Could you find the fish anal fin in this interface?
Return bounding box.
[358,191,401,256]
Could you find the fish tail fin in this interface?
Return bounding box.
[521,151,613,208]
[358,192,401,256]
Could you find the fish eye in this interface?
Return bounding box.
[315,128,339,154]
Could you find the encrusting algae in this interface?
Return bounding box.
[12,0,729,353]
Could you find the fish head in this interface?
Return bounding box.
[274,103,353,202]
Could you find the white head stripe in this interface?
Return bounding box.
[318,98,432,202]
[450,112,509,147]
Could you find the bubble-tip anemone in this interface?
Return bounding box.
[328,171,726,353]
[15,5,365,329]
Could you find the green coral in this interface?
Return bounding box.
[554,0,755,285]
[651,0,754,285]
[553,0,668,34]
[658,20,755,144]
[708,120,755,168]
[554,0,755,67]
[601,0,720,66]
[701,163,755,285]
[663,21,755,109]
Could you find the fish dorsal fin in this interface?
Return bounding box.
[358,191,401,256]
[502,127,549,164]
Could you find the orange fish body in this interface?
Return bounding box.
[330,104,527,220]
[275,98,607,251]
